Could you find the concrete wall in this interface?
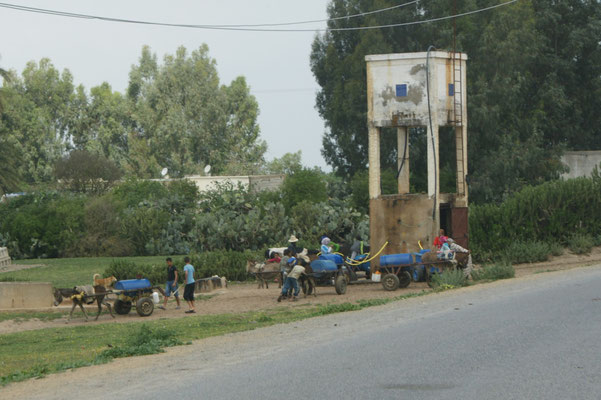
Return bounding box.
[0,247,10,267]
[561,151,601,179]
[249,174,285,192]
[181,174,284,194]
[0,282,54,309]
[370,194,435,263]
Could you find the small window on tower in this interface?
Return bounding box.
[396,84,407,97]
[448,83,455,96]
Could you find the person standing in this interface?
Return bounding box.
[183,256,196,314]
[277,257,305,302]
[159,257,181,310]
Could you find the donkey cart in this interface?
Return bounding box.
[112,279,164,317]
[301,254,349,296]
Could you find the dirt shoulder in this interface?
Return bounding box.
[2,248,601,334]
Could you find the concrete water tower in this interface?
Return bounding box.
[365,51,469,260]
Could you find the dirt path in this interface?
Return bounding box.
[0,263,45,273]
[2,248,601,334]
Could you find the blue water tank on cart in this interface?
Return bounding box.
[310,259,338,273]
[413,249,431,263]
[114,279,152,292]
[380,253,414,266]
[319,253,344,265]
[351,254,370,272]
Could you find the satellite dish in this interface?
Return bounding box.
[204,165,211,174]
[160,167,168,177]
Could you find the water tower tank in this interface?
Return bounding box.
[366,51,467,128]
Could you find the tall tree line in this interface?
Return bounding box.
[311,0,601,203]
[0,45,266,193]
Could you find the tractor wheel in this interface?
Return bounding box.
[136,297,154,317]
[398,271,412,288]
[382,273,400,291]
[334,275,347,295]
[114,299,132,315]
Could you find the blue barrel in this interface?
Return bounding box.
[380,253,414,266]
[319,253,344,265]
[310,259,338,273]
[413,249,431,263]
[114,279,152,291]
[412,265,425,282]
[351,254,370,273]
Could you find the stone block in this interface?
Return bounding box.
[0,282,54,309]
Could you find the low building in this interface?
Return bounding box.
[561,151,601,179]
[183,174,285,193]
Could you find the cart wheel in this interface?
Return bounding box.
[114,299,132,315]
[382,273,400,291]
[136,297,154,317]
[398,271,412,288]
[334,275,347,295]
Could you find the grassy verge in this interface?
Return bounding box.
[0,290,428,386]
[3,256,169,287]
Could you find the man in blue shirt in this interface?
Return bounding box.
[183,256,196,314]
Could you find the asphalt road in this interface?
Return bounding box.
[6,266,601,400]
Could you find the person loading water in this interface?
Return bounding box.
[277,257,305,302]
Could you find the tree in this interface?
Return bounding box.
[127,45,266,177]
[311,0,601,203]
[263,151,303,175]
[0,61,21,194]
[55,150,122,194]
[0,59,75,183]
[281,168,328,210]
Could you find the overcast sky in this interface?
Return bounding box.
[0,0,332,170]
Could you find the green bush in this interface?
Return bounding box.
[549,242,564,257]
[281,168,327,211]
[190,250,263,281]
[502,240,553,264]
[471,262,515,281]
[567,233,594,254]
[111,179,169,208]
[470,177,601,259]
[0,192,85,258]
[430,269,466,290]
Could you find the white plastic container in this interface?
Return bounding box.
[152,291,160,304]
[372,271,381,282]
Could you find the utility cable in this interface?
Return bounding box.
[0,0,520,32]
[0,1,417,28]
[426,45,437,220]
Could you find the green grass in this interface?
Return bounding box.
[3,256,169,287]
[0,290,430,385]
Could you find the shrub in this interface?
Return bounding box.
[471,262,515,281]
[567,233,594,254]
[502,240,553,264]
[549,242,564,257]
[430,269,466,290]
[55,150,122,194]
[189,250,263,281]
[281,168,327,211]
[111,179,169,208]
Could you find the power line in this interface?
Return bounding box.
[0,1,418,28]
[0,0,519,32]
